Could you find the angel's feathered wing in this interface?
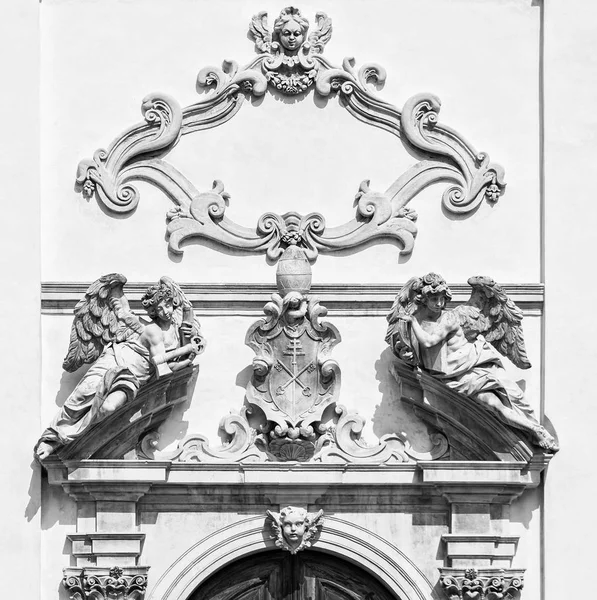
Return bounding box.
[307,12,332,54]
[304,510,324,544]
[249,11,272,53]
[385,277,422,364]
[460,275,531,369]
[62,274,144,372]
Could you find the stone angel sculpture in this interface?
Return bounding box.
[35,274,204,460]
[385,273,558,452]
[267,506,324,554]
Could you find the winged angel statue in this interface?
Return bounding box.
[36,274,204,460]
[386,273,558,452]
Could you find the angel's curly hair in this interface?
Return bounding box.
[273,6,309,37]
[141,283,179,318]
[280,506,308,523]
[414,272,452,304]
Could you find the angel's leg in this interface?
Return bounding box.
[475,392,558,451]
[97,390,128,417]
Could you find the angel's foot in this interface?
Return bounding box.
[533,426,559,452]
[35,441,55,461]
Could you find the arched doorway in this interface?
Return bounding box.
[189,550,399,600]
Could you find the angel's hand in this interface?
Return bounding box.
[398,314,413,323]
[180,322,193,337]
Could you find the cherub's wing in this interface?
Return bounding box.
[249,11,272,53]
[304,509,324,544]
[307,12,333,54]
[62,273,144,372]
[266,510,281,540]
[465,275,531,369]
[385,276,422,364]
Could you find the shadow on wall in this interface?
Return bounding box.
[54,366,91,408]
[373,347,438,453]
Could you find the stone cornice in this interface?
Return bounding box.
[46,459,548,510]
[41,282,544,316]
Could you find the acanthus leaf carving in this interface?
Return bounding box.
[63,567,148,600]
[439,568,524,600]
[76,6,506,263]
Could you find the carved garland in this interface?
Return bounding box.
[76,7,505,263]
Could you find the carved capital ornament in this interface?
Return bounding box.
[77,6,506,263]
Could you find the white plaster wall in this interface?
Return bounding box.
[0,1,42,599]
[543,1,597,598]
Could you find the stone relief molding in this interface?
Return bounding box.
[266,506,324,553]
[76,6,505,263]
[439,568,524,600]
[63,567,148,600]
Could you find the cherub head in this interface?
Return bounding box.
[273,6,309,52]
[267,506,324,554]
[142,283,179,323]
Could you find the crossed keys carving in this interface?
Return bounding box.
[274,338,316,398]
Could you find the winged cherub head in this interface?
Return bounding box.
[273,7,309,53]
[267,506,324,553]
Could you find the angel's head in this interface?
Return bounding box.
[142,283,180,323]
[280,506,308,546]
[415,273,452,315]
[273,7,309,52]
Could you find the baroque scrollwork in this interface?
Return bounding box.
[63,567,148,600]
[440,568,524,600]
[76,6,505,262]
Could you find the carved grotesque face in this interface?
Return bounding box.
[155,298,174,322]
[424,293,446,315]
[279,18,305,51]
[281,510,306,547]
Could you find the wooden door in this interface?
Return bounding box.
[190,550,399,600]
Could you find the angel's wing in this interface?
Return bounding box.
[266,510,281,540]
[307,12,332,54]
[304,509,324,543]
[62,273,144,372]
[385,277,422,364]
[249,11,272,53]
[464,275,531,369]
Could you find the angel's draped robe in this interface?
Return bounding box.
[40,338,153,447]
[421,335,539,425]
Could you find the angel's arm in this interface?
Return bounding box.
[408,312,459,348]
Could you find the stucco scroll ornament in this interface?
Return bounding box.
[267,506,324,554]
[76,7,505,262]
[385,273,558,452]
[35,274,204,461]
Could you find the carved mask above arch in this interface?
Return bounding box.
[76,6,505,264]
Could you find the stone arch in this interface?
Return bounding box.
[147,515,435,600]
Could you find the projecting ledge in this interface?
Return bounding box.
[47,459,547,495]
